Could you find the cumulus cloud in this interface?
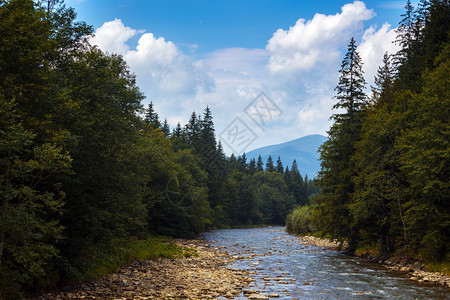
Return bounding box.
[206,48,268,74]
[359,23,400,86]
[91,19,214,103]
[90,19,137,54]
[266,1,375,73]
[89,4,401,155]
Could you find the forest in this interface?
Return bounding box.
[0,0,318,297]
[287,0,449,272]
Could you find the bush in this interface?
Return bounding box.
[286,205,315,234]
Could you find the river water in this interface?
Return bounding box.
[200,227,449,299]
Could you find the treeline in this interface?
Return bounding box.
[145,102,318,231]
[0,0,315,297]
[289,0,449,265]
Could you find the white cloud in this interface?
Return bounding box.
[90,19,137,54]
[90,4,400,155]
[359,23,400,87]
[266,1,375,73]
[91,18,214,111]
[206,48,269,74]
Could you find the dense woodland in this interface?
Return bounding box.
[288,0,449,269]
[0,0,317,297]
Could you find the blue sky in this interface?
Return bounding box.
[69,0,405,54]
[66,0,411,155]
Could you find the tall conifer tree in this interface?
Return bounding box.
[315,37,367,249]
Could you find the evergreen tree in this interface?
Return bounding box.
[332,37,367,123]
[248,158,257,174]
[171,122,186,151]
[290,160,299,174]
[266,155,275,172]
[256,155,264,172]
[276,156,284,173]
[315,37,367,250]
[216,140,226,167]
[414,0,432,38]
[371,52,395,108]
[394,0,416,72]
[199,106,216,156]
[185,111,201,149]
[238,152,248,172]
[172,122,182,137]
[228,154,237,170]
[284,166,290,180]
[144,102,160,129]
[161,118,170,137]
[396,45,450,261]
[288,160,306,205]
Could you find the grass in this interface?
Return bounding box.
[426,261,450,276]
[83,235,197,280]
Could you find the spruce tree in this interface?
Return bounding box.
[395,0,416,63]
[185,111,200,148]
[248,158,257,174]
[256,155,264,172]
[315,37,367,250]
[238,152,248,172]
[371,52,394,108]
[276,156,284,173]
[144,102,160,129]
[161,118,170,137]
[266,155,274,172]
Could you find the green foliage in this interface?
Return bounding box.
[286,205,315,234]
[82,236,196,281]
[314,37,367,250]
[314,1,449,267]
[0,97,69,299]
[396,44,450,261]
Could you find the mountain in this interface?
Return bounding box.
[244,134,327,178]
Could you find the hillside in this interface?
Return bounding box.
[244,134,327,178]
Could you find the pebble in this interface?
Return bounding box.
[30,239,252,299]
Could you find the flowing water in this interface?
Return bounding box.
[201,227,449,299]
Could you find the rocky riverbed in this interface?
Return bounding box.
[33,240,255,299]
[32,232,449,299]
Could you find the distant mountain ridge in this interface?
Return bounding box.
[244,134,327,178]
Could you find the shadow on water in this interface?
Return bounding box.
[201,227,449,299]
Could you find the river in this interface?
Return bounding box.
[201,227,449,299]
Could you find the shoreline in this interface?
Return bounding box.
[31,231,449,299]
[31,239,253,299]
[292,233,450,288]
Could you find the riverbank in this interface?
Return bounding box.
[293,234,450,288]
[31,239,253,299]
